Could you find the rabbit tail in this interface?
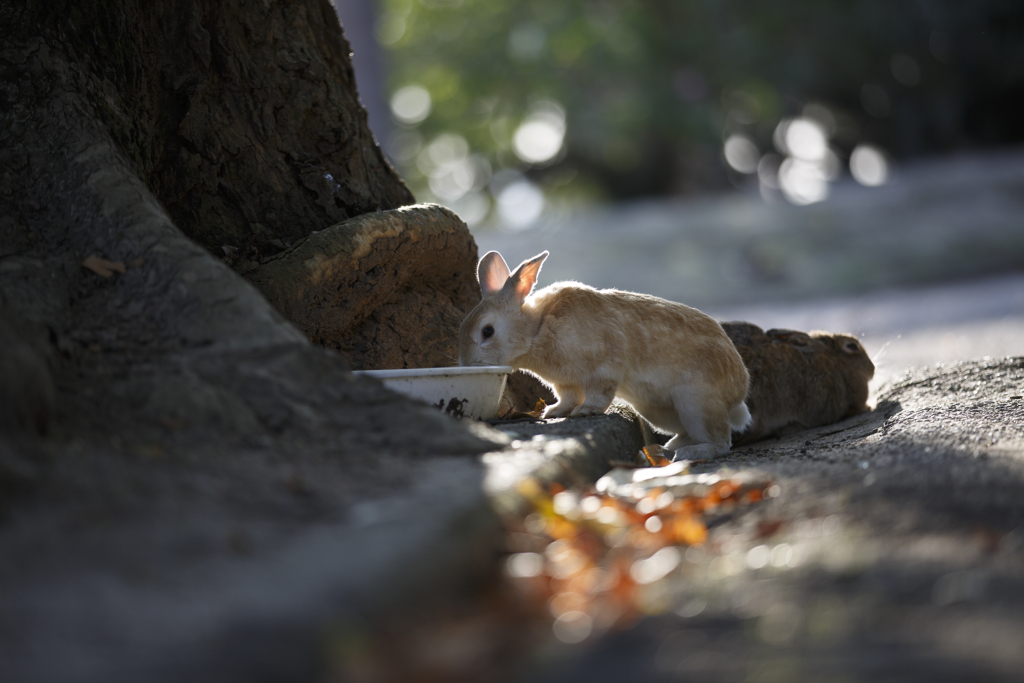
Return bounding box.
[728,402,752,433]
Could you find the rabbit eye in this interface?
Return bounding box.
[844,341,860,353]
[481,325,495,339]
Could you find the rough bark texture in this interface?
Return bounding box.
[250,204,481,369]
[22,0,413,257]
[0,0,497,454]
[0,5,501,679]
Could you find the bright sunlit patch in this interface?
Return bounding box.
[390,85,432,125]
[849,145,889,186]
[596,505,621,526]
[506,552,544,578]
[644,515,663,533]
[496,179,544,230]
[770,543,792,568]
[723,135,759,174]
[419,134,477,201]
[553,490,580,516]
[426,133,469,166]
[746,544,770,569]
[778,158,828,205]
[630,547,681,585]
[580,495,601,516]
[784,118,827,161]
[512,102,566,164]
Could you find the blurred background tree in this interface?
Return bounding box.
[357,0,1024,226]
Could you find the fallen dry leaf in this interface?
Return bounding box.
[504,467,773,643]
[495,397,548,421]
[642,444,672,467]
[526,398,547,419]
[82,254,126,278]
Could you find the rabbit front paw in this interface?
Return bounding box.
[569,404,609,417]
[542,402,576,418]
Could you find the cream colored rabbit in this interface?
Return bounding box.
[459,250,751,460]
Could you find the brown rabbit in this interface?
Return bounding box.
[722,322,874,445]
[459,251,751,460]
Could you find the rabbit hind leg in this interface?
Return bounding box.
[630,403,692,449]
[668,386,733,460]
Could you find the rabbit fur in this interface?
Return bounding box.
[459,250,751,460]
[722,322,875,445]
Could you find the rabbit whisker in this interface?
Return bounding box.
[871,340,892,364]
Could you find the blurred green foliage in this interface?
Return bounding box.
[377,0,1024,211]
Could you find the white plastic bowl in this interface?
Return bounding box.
[352,366,514,420]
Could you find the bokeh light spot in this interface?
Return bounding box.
[723,135,759,174]
[779,158,828,205]
[497,180,545,230]
[784,118,827,161]
[553,611,593,643]
[390,85,432,125]
[508,23,546,62]
[512,102,566,164]
[850,145,889,186]
[446,191,491,227]
[506,552,543,578]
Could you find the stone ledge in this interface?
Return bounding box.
[483,401,653,517]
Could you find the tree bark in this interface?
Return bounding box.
[16,0,413,254]
[0,3,505,678]
[0,0,500,578]
[0,0,488,446]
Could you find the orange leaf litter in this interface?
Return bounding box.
[504,446,773,643]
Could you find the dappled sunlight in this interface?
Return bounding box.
[723,135,759,174]
[508,22,546,62]
[726,107,894,204]
[376,0,1020,227]
[780,118,828,162]
[389,84,432,125]
[778,157,829,205]
[496,178,545,230]
[850,144,890,186]
[512,101,566,165]
[497,452,775,644]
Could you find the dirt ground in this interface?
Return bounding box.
[519,356,1024,683]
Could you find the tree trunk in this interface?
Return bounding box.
[21,0,413,253]
[0,3,497,677]
[0,0,485,443]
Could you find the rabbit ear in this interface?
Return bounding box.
[504,251,549,304]
[768,329,816,352]
[478,251,512,296]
